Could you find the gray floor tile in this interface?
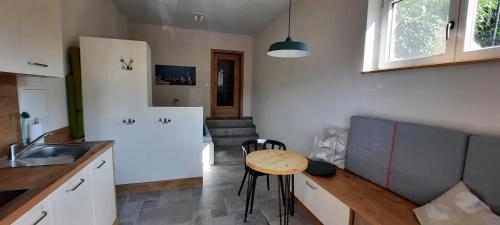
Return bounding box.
[118,145,315,225]
[210,207,228,218]
[119,200,143,222]
[142,199,160,209]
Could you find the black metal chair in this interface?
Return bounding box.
[240,139,275,222]
[238,140,270,197]
[263,139,287,150]
[242,139,292,222]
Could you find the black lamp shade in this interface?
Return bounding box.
[267,37,310,58]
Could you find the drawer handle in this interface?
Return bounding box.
[96,160,106,169]
[32,211,48,225]
[67,179,85,192]
[28,62,48,67]
[305,181,318,190]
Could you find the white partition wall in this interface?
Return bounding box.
[81,37,203,185]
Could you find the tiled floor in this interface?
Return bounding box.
[117,145,315,225]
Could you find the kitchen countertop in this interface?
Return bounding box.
[0,141,114,225]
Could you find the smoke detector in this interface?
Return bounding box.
[192,13,205,23]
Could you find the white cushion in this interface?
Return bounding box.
[414,182,500,225]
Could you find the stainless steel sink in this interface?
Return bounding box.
[18,144,92,159]
[0,142,103,168]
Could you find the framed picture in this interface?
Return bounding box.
[155,65,196,86]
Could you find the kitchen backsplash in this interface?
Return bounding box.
[0,73,21,157]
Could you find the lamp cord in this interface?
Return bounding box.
[288,0,291,38]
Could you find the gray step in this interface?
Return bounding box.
[212,134,259,146]
[209,126,256,136]
[206,117,253,128]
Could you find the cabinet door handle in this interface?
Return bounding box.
[32,211,48,225]
[96,160,106,169]
[67,179,85,192]
[305,181,317,190]
[27,62,49,67]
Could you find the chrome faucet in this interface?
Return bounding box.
[9,144,17,161]
[14,131,53,157]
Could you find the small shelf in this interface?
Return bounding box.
[362,58,500,74]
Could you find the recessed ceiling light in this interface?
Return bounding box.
[192,13,205,23]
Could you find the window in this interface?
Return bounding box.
[378,0,460,69]
[456,0,500,60]
[363,0,500,72]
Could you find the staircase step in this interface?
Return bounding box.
[206,117,253,128]
[212,134,259,146]
[209,126,256,136]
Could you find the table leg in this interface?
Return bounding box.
[291,175,295,216]
[277,176,282,225]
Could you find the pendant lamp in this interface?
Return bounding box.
[267,0,310,58]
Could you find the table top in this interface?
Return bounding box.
[246,150,308,175]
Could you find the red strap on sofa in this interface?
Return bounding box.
[385,122,397,189]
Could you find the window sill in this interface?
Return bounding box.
[362,58,500,74]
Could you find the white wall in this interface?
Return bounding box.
[17,0,128,132]
[128,23,253,118]
[252,0,500,154]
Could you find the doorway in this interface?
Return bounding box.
[210,49,243,118]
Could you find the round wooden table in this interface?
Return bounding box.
[246,150,308,225]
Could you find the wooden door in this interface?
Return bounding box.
[211,50,243,118]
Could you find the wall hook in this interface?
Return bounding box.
[120,57,134,70]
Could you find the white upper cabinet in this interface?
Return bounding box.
[0,0,64,77]
[0,0,22,74]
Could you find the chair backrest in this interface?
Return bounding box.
[241,139,259,160]
[263,139,286,150]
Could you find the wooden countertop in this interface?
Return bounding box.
[0,141,114,225]
[304,169,419,225]
[246,150,308,175]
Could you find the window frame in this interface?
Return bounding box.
[455,0,500,61]
[377,0,462,70]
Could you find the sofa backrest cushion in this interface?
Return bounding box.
[388,122,468,205]
[463,135,500,215]
[345,116,395,187]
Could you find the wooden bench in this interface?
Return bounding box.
[294,169,419,225]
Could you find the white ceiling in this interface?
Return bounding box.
[112,0,292,35]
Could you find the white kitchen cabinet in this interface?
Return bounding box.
[0,0,63,77]
[81,37,203,185]
[49,166,94,225]
[0,0,22,74]
[147,107,203,182]
[90,148,117,225]
[18,0,64,77]
[294,173,351,225]
[12,198,52,225]
[81,37,151,185]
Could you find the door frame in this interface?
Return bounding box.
[210,49,244,118]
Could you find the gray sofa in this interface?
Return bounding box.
[345,116,500,214]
